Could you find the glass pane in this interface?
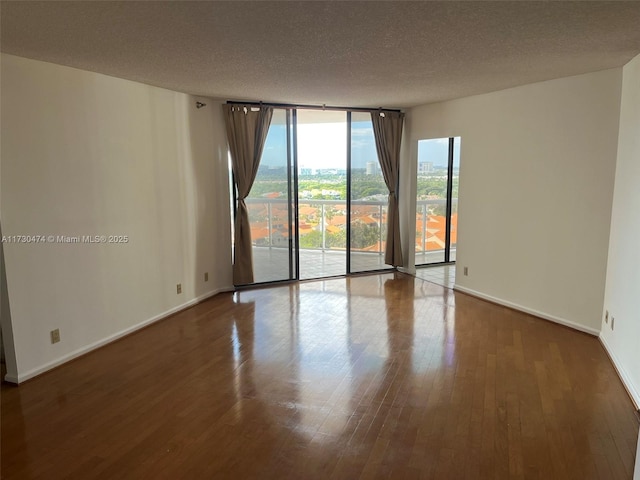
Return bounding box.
[297,110,347,280]
[350,112,391,273]
[246,109,293,283]
[415,138,449,265]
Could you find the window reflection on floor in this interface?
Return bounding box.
[414,264,455,289]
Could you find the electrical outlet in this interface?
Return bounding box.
[463,266,468,276]
[611,316,615,330]
[204,272,209,282]
[177,283,182,294]
[50,329,60,344]
[605,310,609,323]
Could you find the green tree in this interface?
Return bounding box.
[299,230,322,249]
[350,221,380,249]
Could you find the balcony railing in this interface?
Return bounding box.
[415,198,458,253]
[245,197,458,255]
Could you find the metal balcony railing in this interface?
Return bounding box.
[415,198,458,253]
[245,197,457,255]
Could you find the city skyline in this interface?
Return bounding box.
[260,120,460,169]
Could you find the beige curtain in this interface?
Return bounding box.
[224,104,274,285]
[371,110,405,267]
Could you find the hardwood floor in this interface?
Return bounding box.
[2,272,638,479]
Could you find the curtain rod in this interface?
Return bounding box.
[226,100,402,114]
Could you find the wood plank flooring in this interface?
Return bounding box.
[2,272,638,479]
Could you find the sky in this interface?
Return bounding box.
[260,119,460,169]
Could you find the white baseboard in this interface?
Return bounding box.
[453,285,600,336]
[599,335,640,410]
[5,286,234,384]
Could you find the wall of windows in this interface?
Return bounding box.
[238,107,395,285]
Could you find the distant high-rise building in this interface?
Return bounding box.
[366,161,376,175]
[418,162,434,175]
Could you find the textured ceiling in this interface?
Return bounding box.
[2,1,640,108]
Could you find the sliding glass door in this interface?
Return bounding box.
[415,136,460,265]
[246,109,296,283]
[349,112,391,273]
[296,110,348,280]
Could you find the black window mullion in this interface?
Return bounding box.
[285,109,295,280]
[444,137,454,263]
[346,111,352,274]
[292,109,300,280]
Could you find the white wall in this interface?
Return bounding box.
[403,68,623,334]
[1,54,233,382]
[600,53,640,408]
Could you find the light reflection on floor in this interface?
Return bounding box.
[414,264,456,289]
[234,273,454,440]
